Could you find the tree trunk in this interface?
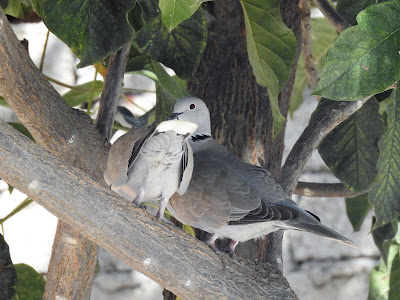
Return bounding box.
[187,0,302,267]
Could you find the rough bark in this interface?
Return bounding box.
[280,97,370,195]
[0,11,108,299]
[0,121,298,300]
[96,43,131,139]
[44,40,131,299]
[187,0,302,269]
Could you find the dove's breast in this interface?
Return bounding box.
[127,131,186,202]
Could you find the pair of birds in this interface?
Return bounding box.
[104,97,355,256]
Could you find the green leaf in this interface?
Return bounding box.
[150,60,190,120]
[37,0,135,67]
[62,80,103,107]
[372,217,397,264]
[368,240,400,300]
[0,96,10,108]
[8,122,34,140]
[8,185,14,194]
[336,0,376,25]
[183,224,196,237]
[150,60,190,99]
[159,0,200,31]
[3,0,31,18]
[0,0,9,10]
[0,234,17,300]
[291,18,338,116]
[313,1,400,100]
[345,193,372,231]
[389,253,400,300]
[133,3,207,80]
[0,198,34,225]
[128,1,146,33]
[14,264,45,300]
[240,0,296,136]
[370,88,400,228]
[319,97,385,191]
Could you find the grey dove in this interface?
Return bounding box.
[167,97,355,256]
[104,119,197,220]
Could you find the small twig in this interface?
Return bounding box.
[86,69,98,114]
[95,43,132,140]
[279,96,371,195]
[299,0,318,91]
[312,0,350,33]
[39,30,50,72]
[42,75,102,91]
[294,181,368,198]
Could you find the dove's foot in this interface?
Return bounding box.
[157,215,175,226]
[227,240,238,258]
[205,234,220,254]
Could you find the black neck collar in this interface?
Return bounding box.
[191,134,211,142]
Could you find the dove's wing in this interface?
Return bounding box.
[169,140,261,231]
[104,122,157,187]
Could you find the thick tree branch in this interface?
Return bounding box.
[96,43,131,140]
[0,122,298,300]
[0,11,108,299]
[312,0,350,33]
[45,34,131,299]
[294,182,368,198]
[279,97,371,196]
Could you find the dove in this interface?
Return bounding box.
[167,97,355,256]
[104,119,197,221]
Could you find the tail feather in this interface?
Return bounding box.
[292,217,357,247]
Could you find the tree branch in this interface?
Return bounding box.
[299,0,318,91]
[279,97,371,195]
[294,182,368,198]
[96,43,131,140]
[0,11,108,299]
[312,0,350,33]
[0,121,298,300]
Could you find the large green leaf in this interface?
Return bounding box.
[133,2,207,80]
[313,0,400,100]
[62,80,103,107]
[368,241,400,300]
[291,18,337,116]
[319,97,384,192]
[345,193,372,231]
[14,264,45,299]
[0,0,9,10]
[240,0,296,136]
[336,0,376,25]
[370,88,400,228]
[0,234,17,300]
[36,0,135,67]
[159,0,200,31]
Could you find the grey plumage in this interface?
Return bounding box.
[104,119,197,220]
[167,97,355,255]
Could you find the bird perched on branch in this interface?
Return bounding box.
[167,97,355,257]
[104,119,197,221]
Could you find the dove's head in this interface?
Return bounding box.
[169,97,211,136]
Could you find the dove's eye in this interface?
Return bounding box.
[190,104,196,109]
